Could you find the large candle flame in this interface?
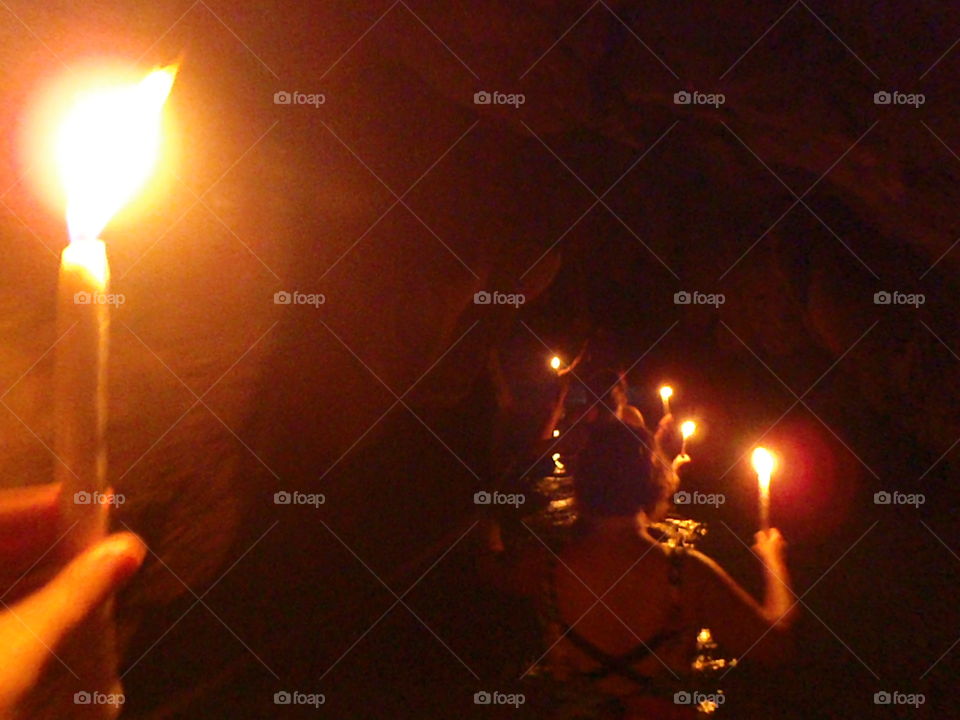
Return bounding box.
[57,66,177,243]
[681,420,696,439]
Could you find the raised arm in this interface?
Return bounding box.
[685,528,797,662]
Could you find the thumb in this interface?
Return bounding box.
[0,533,145,695]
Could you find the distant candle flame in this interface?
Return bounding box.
[552,428,560,437]
[752,447,775,488]
[57,66,177,243]
[552,452,565,472]
[659,385,673,401]
[681,420,696,439]
[550,356,562,370]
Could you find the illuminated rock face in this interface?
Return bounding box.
[0,1,958,717]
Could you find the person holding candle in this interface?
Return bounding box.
[491,423,796,718]
[583,369,648,432]
[0,484,146,718]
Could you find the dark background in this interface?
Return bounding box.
[1,2,958,718]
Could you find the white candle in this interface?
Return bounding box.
[55,239,110,554]
[43,65,176,719]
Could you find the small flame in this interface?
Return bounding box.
[552,429,560,438]
[57,66,177,242]
[550,356,562,370]
[681,420,696,439]
[752,447,775,480]
[659,385,673,401]
[552,452,565,472]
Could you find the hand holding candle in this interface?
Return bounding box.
[46,65,176,719]
[751,447,775,531]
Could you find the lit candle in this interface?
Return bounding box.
[550,355,562,372]
[659,385,673,414]
[55,64,175,548]
[680,420,696,454]
[48,65,176,718]
[751,447,775,531]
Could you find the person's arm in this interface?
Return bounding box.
[685,528,796,662]
[536,342,587,441]
[620,404,647,431]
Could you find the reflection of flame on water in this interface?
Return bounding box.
[698,697,722,715]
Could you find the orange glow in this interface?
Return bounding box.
[659,385,673,401]
[61,238,108,289]
[57,65,177,242]
[752,447,775,489]
[550,356,562,370]
[681,420,696,439]
[552,452,565,472]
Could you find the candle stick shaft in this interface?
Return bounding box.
[759,474,770,531]
[55,241,109,551]
[43,239,121,719]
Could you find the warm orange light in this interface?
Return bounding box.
[552,452,565,472]
[57,65,177,242]
[61,238,108,289]
[752,447,775,488]
[659,385,673,401]
[681,420,696,440]
[550,356,562,370]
